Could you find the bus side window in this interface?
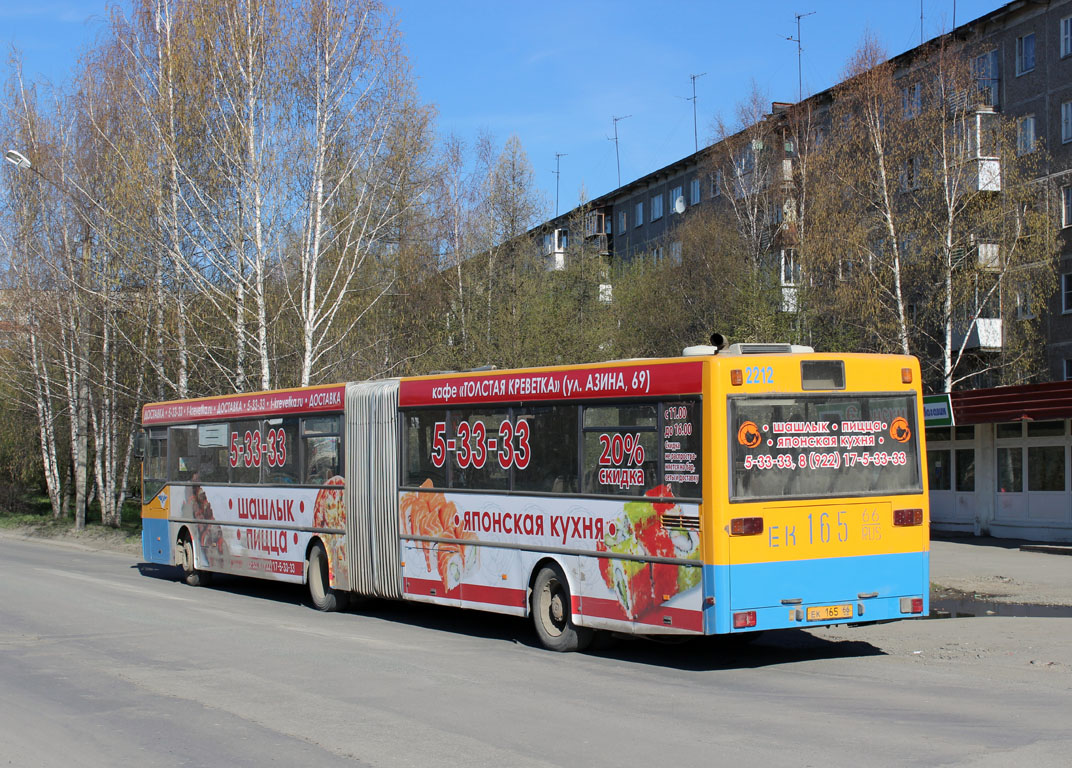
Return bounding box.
[143,428,168,500]
[264,417,300,484]
[581,404,658,497]
[513,405,578,494]
[303,416,341,484]
[401,410,447,488]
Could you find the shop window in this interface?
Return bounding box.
[1028,446,1066,491]
[996,423,1023,439]
[997,447,1023,492]
[955,449,975,492]
[1027,420,1065,437]
[928,450,952,491]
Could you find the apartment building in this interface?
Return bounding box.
[535,0,1072,542]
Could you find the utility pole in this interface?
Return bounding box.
[688,73,706,153]
[785,11,815,103]
[553,152,566,216]
[611,114,631,188]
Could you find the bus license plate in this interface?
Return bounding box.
[807,604,853,621]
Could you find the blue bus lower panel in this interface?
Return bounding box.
[703,551,929,634]
[142,519,171,564]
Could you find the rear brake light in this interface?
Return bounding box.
[730,517,764,536]
[900,597,924,614]
[733,610,757,628]
[893,508,924,526]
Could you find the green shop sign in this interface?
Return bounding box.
[923,394,953,427]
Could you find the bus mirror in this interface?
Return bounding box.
[133,431,145,458]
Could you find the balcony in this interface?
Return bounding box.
[954,318,1003,351]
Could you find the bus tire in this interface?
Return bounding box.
[532,564,592,652]
[308,542,347,612]
[181,537,212,587]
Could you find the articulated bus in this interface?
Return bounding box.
[140,342,929,651]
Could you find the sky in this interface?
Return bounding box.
[3,0,1003,217]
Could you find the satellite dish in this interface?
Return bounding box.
[674,196,686,214]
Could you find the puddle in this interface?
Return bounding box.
[929,597,1072,619]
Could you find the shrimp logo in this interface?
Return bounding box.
[737,421,762,448]
[890,417,912,443]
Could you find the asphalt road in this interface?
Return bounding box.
[2,536,1071,767]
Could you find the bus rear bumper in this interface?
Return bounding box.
[703,550,930,634]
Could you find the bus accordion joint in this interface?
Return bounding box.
[730,517,763,536]
[893,508,924,526]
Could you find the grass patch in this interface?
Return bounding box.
[0,489,143,554]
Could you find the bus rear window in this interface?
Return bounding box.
[729,394,922,501]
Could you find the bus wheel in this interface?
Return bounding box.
[180,538,211,587]
[532,565,592,652]
[308,542,347,612]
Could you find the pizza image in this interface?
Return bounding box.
[313,476,347,584]
[313,475,346,528]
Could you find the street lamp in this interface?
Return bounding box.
[5,149,32,170]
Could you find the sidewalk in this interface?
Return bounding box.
[930,536,1072,606]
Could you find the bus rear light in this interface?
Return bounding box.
[733,610,757,629]
[893,508,924,526]
[900,597,924,614]
[902,367,913,383]
[731,369,743,386]
[730,517,764,536]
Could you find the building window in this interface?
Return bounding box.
[670,185,683,213]
[651,193,663,220]
[1016,115,1036,155]
[901,156,921,191]
[652,246,664,263]
[690,177,701,205]
[780,249,800,286]
[1016,33,1035,74]
[670,240,682,264]
[618,210,627,233]
[973,49,1000,107]
[901,82,922,118]
[1015,283,1034,319]
[1062,186,1072,228]
[712,170,722,197]
[1063,273,1072,312]
[634,201,643,227]
[1063,101,1072,144]
[1062,16,1072,58]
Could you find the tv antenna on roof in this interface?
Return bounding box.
[688,73,706,153]
[610,114,631,188]
[784,11,816,103]
[553,152,567,216]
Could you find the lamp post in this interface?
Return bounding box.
[5,147,92,531]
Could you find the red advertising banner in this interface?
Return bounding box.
[399,360,703,407]
[142,384,345,425]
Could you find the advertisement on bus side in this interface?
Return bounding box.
[399,483,703,632]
